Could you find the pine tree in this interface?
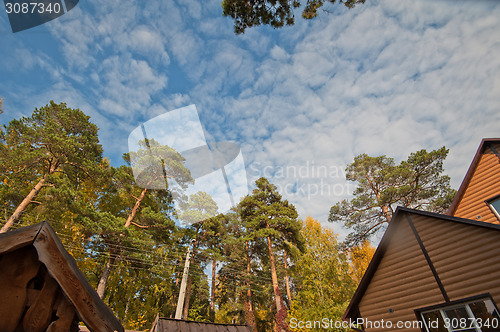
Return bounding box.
[0,101,103,232]
[329,147,456,247]
[239,177,304,332]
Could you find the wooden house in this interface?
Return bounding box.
[343,139,500,332]
[0,221,124,332]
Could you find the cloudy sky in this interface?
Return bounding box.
[1,0,499,237]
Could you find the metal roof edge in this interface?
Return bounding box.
[447,138,500,216]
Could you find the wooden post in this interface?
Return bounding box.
[175,246,191,319]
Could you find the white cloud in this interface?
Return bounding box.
[1,0,500,240]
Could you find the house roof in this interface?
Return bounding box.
[0,221,124,332]
[342,206,500,321]
[447,138,500,216]
[152,317,252,332]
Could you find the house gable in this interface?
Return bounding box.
[448,138,500,224]
[344,207,500,331]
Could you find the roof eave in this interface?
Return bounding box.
[447,138,500,216]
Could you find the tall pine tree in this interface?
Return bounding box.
[0,101,102,232]
[239,177,304,332]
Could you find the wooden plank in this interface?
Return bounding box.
[33,222,124,332]
[0,223,43,254]
[46,293,77,332]
[0,246,41,332]
[26,288,42,307]
[23,273,60,332]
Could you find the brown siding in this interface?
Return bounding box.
[453,143,500,224]
[358,217,444,332]
[357,212,500,332]
[413,214,500,307]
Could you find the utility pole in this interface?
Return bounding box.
[175,244,192,319]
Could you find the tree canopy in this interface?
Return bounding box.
[329,147,456,247]
[222,0,366,34]
[0,101,103,232]
[1,101,464,331]
[239,177,304,332]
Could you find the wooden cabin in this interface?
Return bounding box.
[343,139,500,332]
[0,221,124,332]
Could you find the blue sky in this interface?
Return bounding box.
[1,0,500,238]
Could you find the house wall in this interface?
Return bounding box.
[358,216,444,332]
[357,212,500,331]
[452,143,500,224]
[412,213,500,307]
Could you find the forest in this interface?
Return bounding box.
[0,101,455,331]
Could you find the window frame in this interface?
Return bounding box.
[414,293,500,332]
[485,194,500,221]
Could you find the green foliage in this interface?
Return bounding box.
[329,147,457,247]
[238,177,304,331]
[127,138,193,194]
[0,101,103,230]
[289,217,355,332]
[179,191,219,224]
[222,0,365,34]
[3,101,102,175]
[240,177,304,252]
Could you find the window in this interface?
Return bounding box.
[416,294,500,332]
[486,195,500,220]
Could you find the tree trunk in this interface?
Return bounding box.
[245,241,257,332]
[266,235,288,332]
[182,277,192,319]
[1,173,48,233]
[283,251,292,306]
[123,293,132,323]
[170,258,184,318]
[182,240,198,319]
[381,205,392,223]
[96,249,118,298]
[125,187,148,227]
[210,258,217,322]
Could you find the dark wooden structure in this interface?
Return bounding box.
[0,221,124,332]
[150,316,251,332]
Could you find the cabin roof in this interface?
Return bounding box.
[342,206,500,321]
[152,317,252,332]
[447,138,500,216]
